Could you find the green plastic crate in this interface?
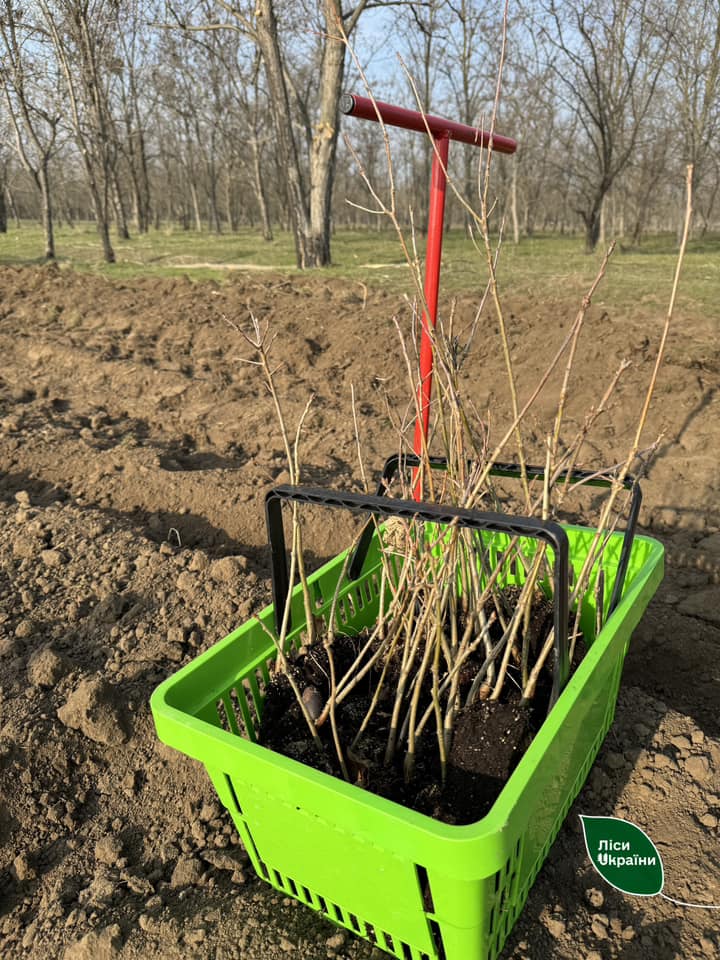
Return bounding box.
[151,523,663,960]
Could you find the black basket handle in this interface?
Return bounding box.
[350,455,641,616]
[265,484,570,705]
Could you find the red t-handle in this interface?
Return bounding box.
[342,94,517,497]
[341,94,517,154]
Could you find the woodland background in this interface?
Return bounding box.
[1,0,719,268]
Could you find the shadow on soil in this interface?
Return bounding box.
[0,469,248,559]
[623,520,720,740]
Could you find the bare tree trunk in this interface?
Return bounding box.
[583,195,604,253]
[131,178,142,234]
[89,179,115,263]
[137,135,151,233]
[189,181,202,232]
[224,166,238,232]
[511,159,520,244]
[91,174,115,262]
[113,173,130,240]
[40,0,116,263]
[251,137,273,241]
[617,195,625,238]
[6,185,20,227]
[255,0,311,267]
[463,150,474,225]
[581,172,614,251]
[699,167,720,234]
[308,0,345,266]
[61,194,75,228]
[209,176,222,234]
[127,83,151,233]
[0,181,6,233]
[129,140,151,234]
[38,161,54,258]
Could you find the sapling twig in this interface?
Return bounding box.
[549,242,617,470]
[325,637,349,781]
[565,167,693,631]
[254,533,326,760]
[491,573,535,701]
[384,577,432,765]
[414,611,497,736]
[594,568,605,639]
[431,614,447,783]
[403,584,443,782]
[351,382,369,492]
[237,315,317,646]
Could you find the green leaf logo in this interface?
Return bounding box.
[580,816,664,896]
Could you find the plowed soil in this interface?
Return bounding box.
[0,263,718,960]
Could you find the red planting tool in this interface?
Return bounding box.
[340,93,517,497]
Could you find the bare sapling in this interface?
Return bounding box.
[233,17,693,801]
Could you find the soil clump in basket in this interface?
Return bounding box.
[258,595,581,825]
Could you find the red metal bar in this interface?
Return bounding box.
[340,93,517,154]
[412,134,449,498]
[342,93,517,498]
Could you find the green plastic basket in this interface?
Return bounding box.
[151,518,663,960]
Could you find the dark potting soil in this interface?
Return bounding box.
[258,597,584,826]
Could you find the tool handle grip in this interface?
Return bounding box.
[341,93,517,153]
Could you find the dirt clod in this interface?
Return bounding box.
[203,849,247,873]
[27,645,69,687]
[41,548,67,567]
[170,856,204,888]
[585,888,604,909]
[63,923,122,960]
[95,834,123,865]
[209,556,247,582]
[13,851,35,882]
[677,586,720,623]
[14,619,34,638]
[57,677,128,745]
[685,755,711,781]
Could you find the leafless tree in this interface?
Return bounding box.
[154,33,205,231]
[441,0,498,214]
[39,0,124,262]
[165,9,274,239]
[167,0,373,266]
[624,127,673,243]
[400,0,448,229]
[115,0,157,233]
[502,29,560,240]
[0,133,9,233]
[0,0,62,257]
[667,0,720,234]
[246,52,274,241]
[537,0,673,251]
[253,0,371,266]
